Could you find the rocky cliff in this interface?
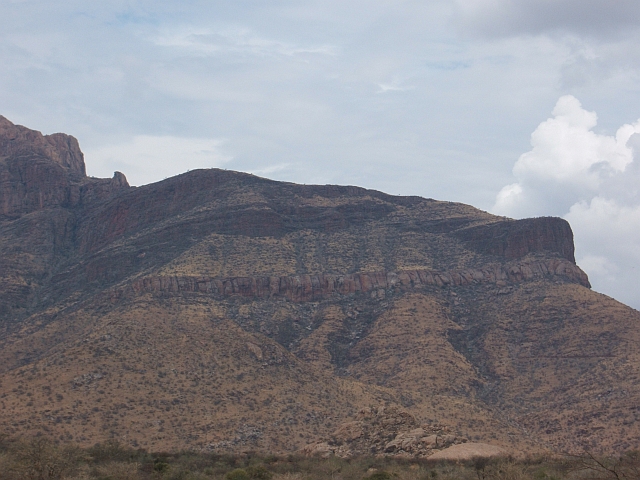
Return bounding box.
[116,257,589,303]
[0,116,129,219]
[0,117,129,320]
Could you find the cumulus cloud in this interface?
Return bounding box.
[493,95,640,309]
[494,95,640,217]
[85,135,232,186]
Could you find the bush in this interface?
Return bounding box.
[154,460,171,473]
[9,437,84,480]
[364,472,392,480]
[89,440,133,463]
[246,465,273,480]
[226,468,251,480]
[92,461,140,480]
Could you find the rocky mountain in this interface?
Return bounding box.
[0,116,639,455]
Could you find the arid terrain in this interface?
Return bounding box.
[0,115,639,456]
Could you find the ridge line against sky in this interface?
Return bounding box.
[1,0,639,308]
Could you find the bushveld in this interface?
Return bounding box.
[0,436,638,480]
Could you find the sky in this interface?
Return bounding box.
[1,0,640,309]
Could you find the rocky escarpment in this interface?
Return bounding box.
[0,117,130,317]
[0,115,85,176]
[0,116,129,219]
[456,217,577,263]
[113,257,589,303]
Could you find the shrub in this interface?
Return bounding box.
[9,437,84,480]
[92,461,140,480]
[364,472,392,480]
[226,468,251,480]
[154,460,171,473]
[89,440,133,463]
[246,465,273,480]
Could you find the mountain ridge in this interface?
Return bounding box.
[0,116,638,456]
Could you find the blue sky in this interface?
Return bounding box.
[2,0,640,308]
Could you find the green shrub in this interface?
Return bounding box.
[226,468,250,480]
[89,440,133,463]
[246,465,273,480]
[154,460,171,473]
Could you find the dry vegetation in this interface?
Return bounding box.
[1,436,639,480]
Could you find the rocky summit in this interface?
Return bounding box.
[0,116,639,456]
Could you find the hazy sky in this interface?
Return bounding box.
[2,0,640,309]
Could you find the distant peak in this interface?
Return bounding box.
[0,115,86,177]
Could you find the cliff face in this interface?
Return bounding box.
[0,116,85,176]
[1,116,639,456]
[455,216,576,263]
[117,257,589,304]
[0,116,129,219]
[0,117,129,318]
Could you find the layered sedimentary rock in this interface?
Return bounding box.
[0,115,129,219]
[0,117,129,318]
[117,257,589,303]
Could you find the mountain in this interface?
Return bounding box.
[0,116,638,455]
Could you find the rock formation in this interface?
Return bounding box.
[0,116,129,219]
[0,116,639,456]
[303,406,470,458]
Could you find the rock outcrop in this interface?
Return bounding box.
[0,116,129,219]
[455,217,577,263]
[0,115,85,176]
[303,406,469,458]
[113,257,589,303]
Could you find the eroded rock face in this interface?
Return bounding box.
[112,257,590,303]
[455,217,577,263]
[0,116,85,176]
[303,406,469,458]
[0,116,129,219]
[0,116,130,315]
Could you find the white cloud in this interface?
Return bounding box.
[493,96,640,309]
[85,135,231,186]
[494,95,640,217]
[376,77,415,93]
[567,197,640,262]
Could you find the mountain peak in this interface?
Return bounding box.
[0,115,86,177]
[0,115,128,219]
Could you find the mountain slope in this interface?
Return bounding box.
[0,116,638,454]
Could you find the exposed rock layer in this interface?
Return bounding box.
[118,258,589,303]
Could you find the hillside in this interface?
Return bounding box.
[0,115,638,455]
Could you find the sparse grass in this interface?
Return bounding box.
[0,436,638,480]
